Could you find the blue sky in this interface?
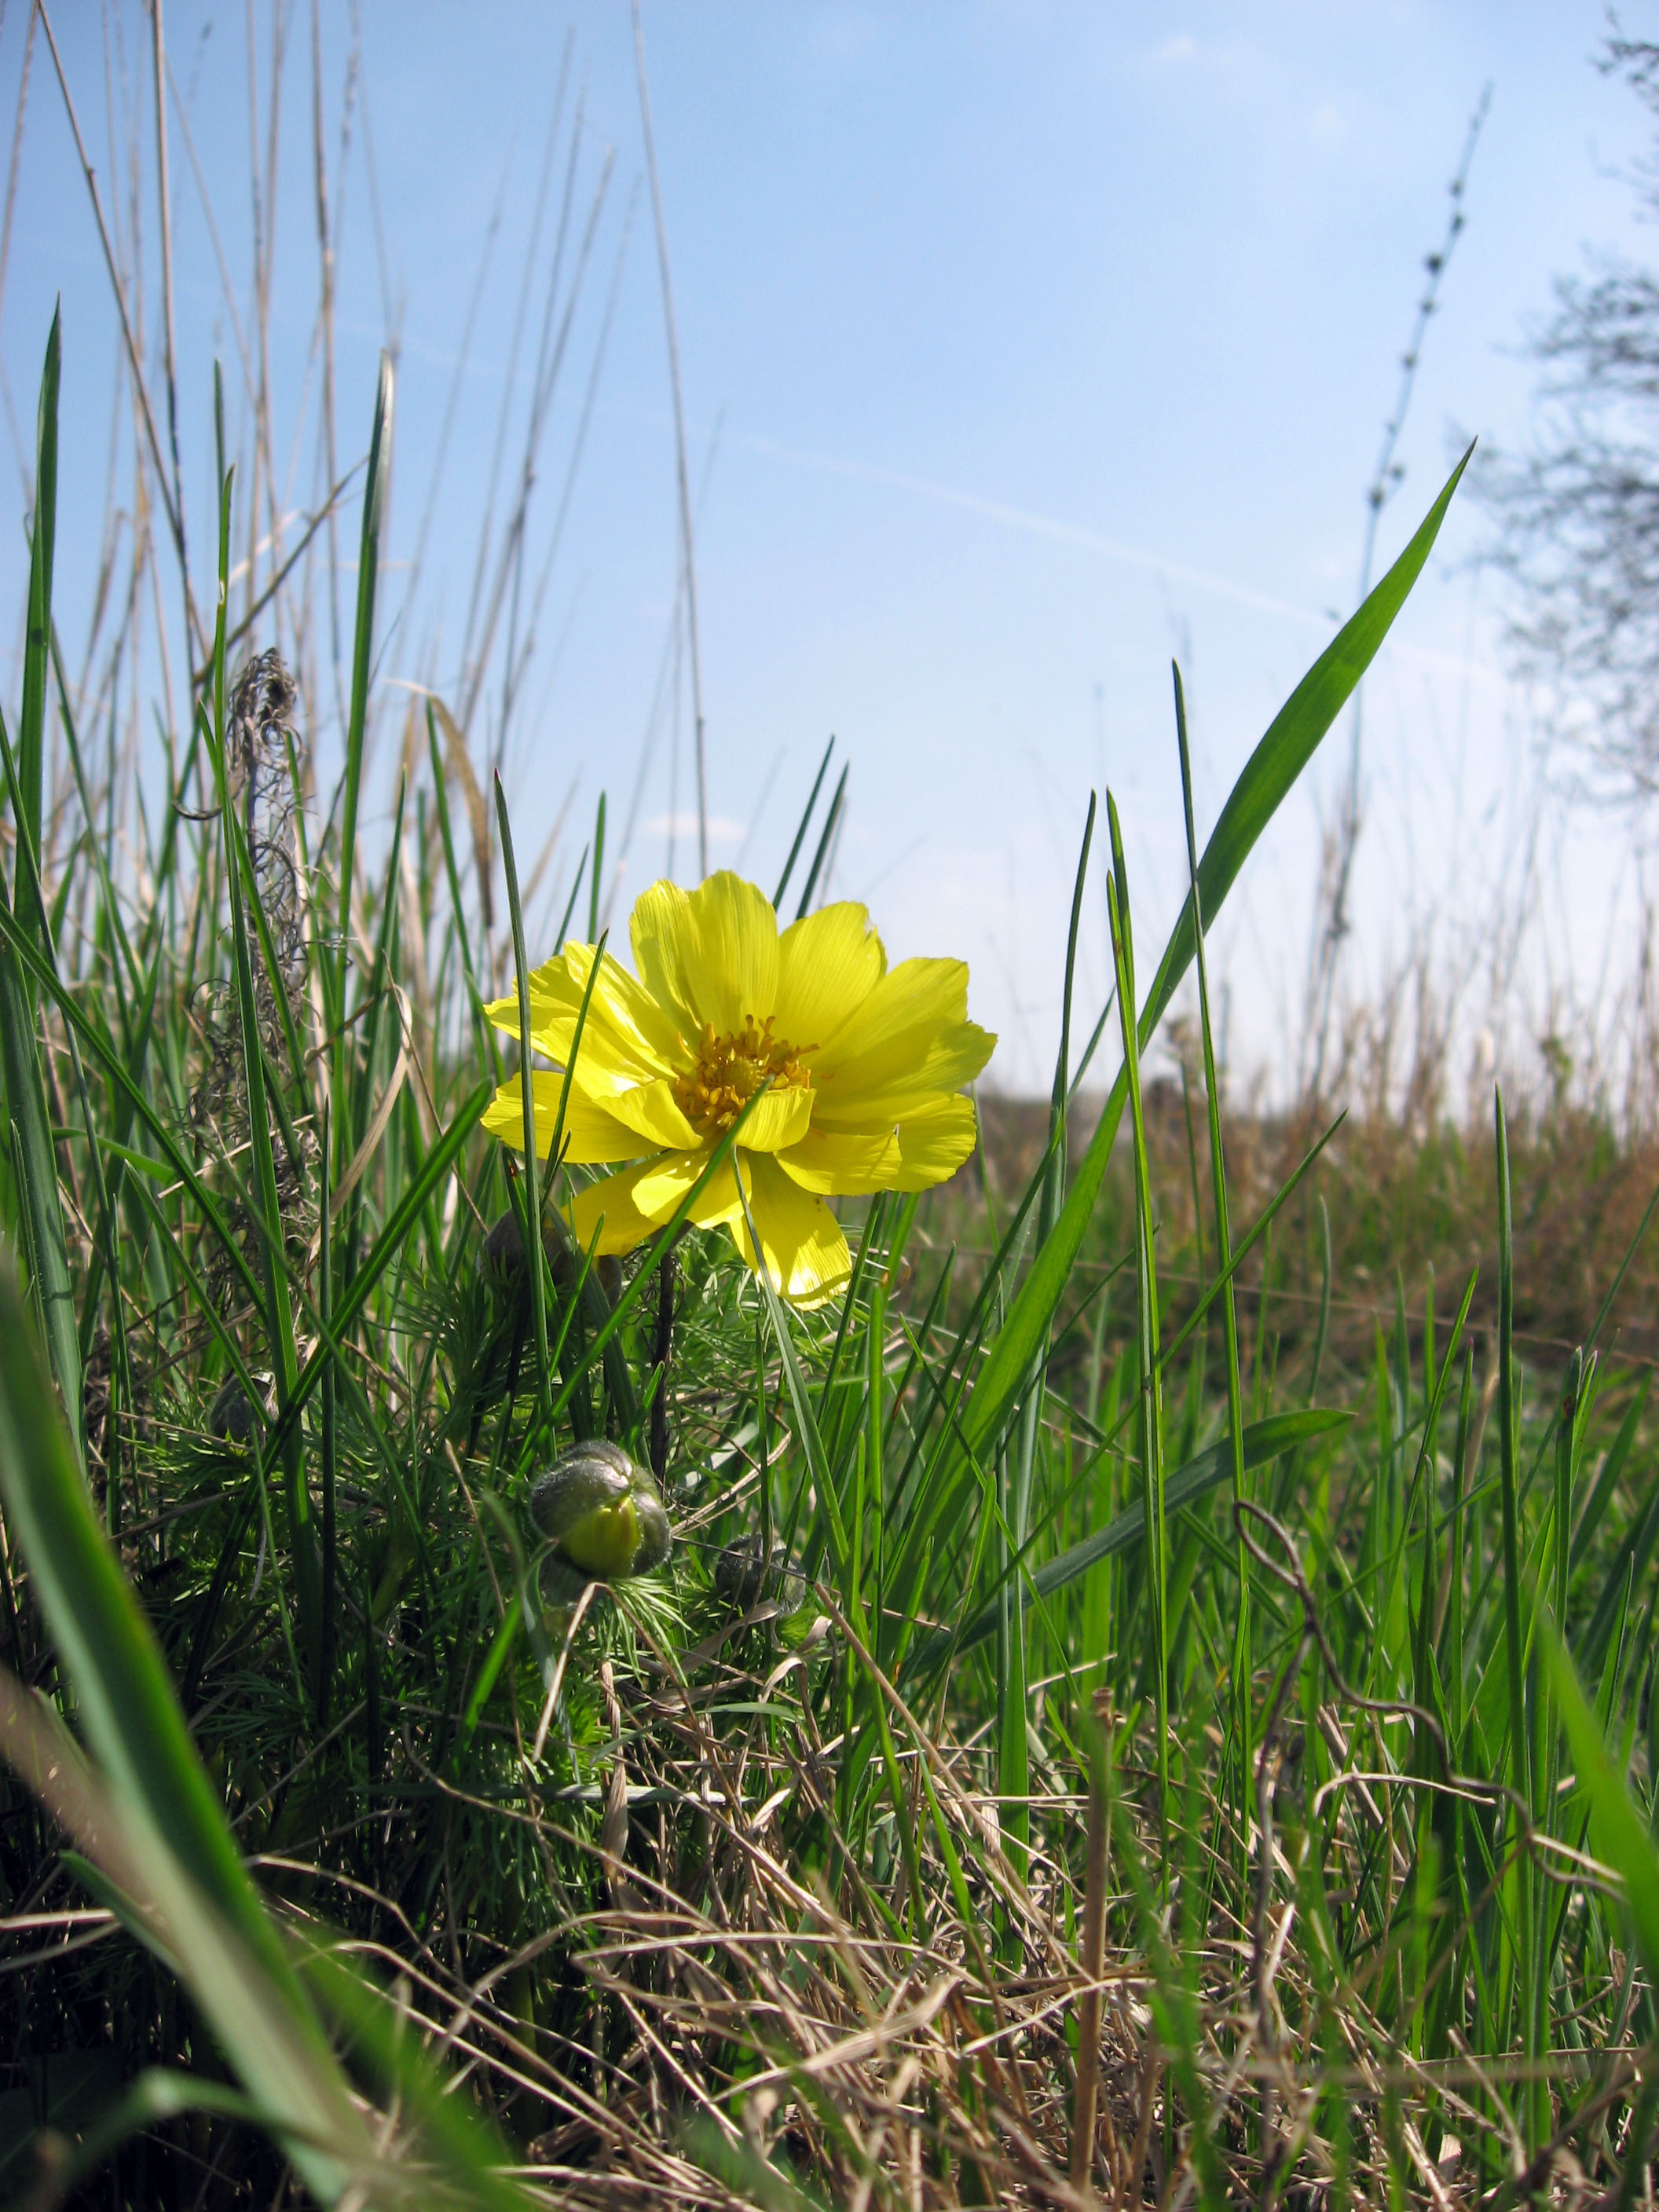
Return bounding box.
[4,3,1654,1093]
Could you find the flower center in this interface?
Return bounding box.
[672,1015,812,1133]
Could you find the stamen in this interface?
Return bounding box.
[672,1014,814,1133]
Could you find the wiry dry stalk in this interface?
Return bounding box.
[1070,1706,1110,2201]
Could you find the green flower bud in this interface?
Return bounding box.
[713,1537,806,1617]
[481,1211,621,1303]
[528,1441,672,1582]
[207,1370,276,1448]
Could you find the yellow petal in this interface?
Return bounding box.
[628,881,701,1038]
[566,941,687,1072]
[567,1150,737,1256]
[811,1039,994,1126]
[482,1073,655,1164]
[775,901,885,1053]
[772,1124,899,1195]
[777,1093,980,1195]
[567,1163,664,1256]
[729,1083,815,1154]
[891,1092,980,1188]
[630,1148,745,1230]
[812,957,994,1121]
[729,1153,851,1307]
[483,950,569,1042]
[486,943,682,1091]
[689,872,781,1033]
[632,872,780,1038]
[606,1077,700,1152]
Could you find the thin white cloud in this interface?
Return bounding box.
[738,425,1317,621]
[734,427,1507,690]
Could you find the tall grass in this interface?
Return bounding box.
[3,21,1659,2207]
[3,291,1659,2208]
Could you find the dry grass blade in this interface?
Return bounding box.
[35,0,204,662]
[431,694,495,930]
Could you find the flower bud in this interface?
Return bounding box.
[528,1441,672,1581]
[713,1536,806,1617]
[207,1370,277,1447]
[481,1211,621,1303]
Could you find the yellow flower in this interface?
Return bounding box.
[482,872,994,1305]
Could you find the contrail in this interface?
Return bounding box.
[734,427,1503,689]
[738,428,1320,624]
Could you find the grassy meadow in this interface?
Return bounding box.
[2,313,1658,2212]
[2,73,1659,2212]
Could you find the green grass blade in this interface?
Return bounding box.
[1539,1602,1659,1985]
[0,313,79,1464]
[1495,1089,1528,1812]
[959,447,1473,1471]
[1445,1342,1474,1746]
[737,1166,851,1588]
[427,701,496,1069]
[1004,799,1095,1869]
[0,894,82,1472]
[224,781,311,1103]
[266,1082,493,1463]
[0,888,269,1324]
[1571,1372,1650,1574]
[0,696,137,1507]
[588,788,606,941]
[908,1408,1350,1677]
[341,773,407,1247]
[295,1944,536,2211]
[318,1102,337,1727]
[495,771,553,1422]
[795,762,848,920]
[1578,1461,1659,1683]
[1492,1082,1539,2117]
[772,734,834,910]
[1105,797,1169,1852]
[1174,660,1251,1894]
[16,306,57,943]
[0,1261,369,2199]
[335,350,393,971]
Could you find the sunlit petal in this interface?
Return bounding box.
[815,1043,992,1133]
[730,1084,815,1153]
[890,1093,980,1188]
[567,1148,746,1254]
[683,871,780,1033]
[730,1152,852,1306]
[606,1077,700,1152]
[775,900,885,1052]
[815,958,994,1107]
[563,942,689,1072]
[629,881,701,1038]
[774,1124,899,1195]
[486,944,683,1087]
[569,1157,692,1256]
[482,1073,655,1164]
[778,1093,978,1194]
[631,1148,745,1229]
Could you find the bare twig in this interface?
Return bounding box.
[37,0,206,661]
[632,0,707,878]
